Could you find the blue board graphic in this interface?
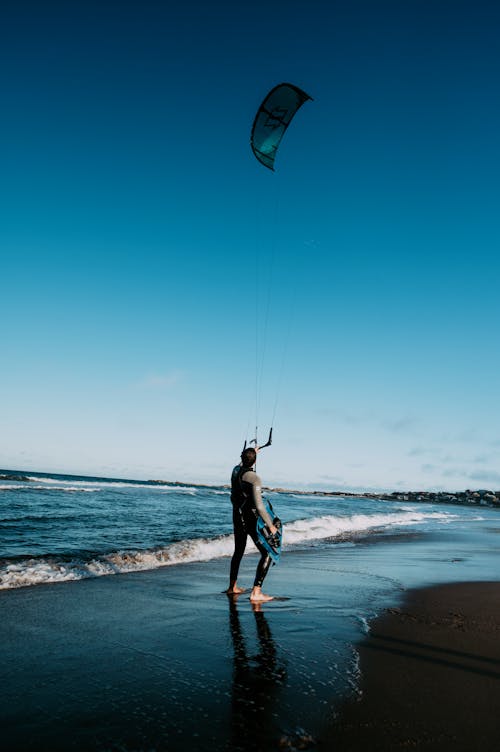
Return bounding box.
[256,499,282,564]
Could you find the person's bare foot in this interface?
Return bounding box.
[249,587,274,602]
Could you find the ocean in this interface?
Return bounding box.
[1,468,496,591]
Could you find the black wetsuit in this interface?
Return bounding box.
[230,464,273,588]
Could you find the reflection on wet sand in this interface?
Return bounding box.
[227,596,287,751]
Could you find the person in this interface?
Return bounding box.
[227,446,278,602]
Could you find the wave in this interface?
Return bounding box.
[22,475,220,495]
[283,509,453,543]
[0,484,98,493]
[0,478,201,494]
[289,493,345,500]
[0,509,454,591]
[25,476,150,489]
[0,537,234,590]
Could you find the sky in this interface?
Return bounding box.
[1,0,500,490]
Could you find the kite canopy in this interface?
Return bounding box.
[250,82,312,171]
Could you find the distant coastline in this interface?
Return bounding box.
[2,470,499,508]
[150,479,500,508]
[264,487,500,507]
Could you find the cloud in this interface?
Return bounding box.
[408,446,425,457]
[455,429,478,443]
[318,474,345,483]
[473,454,490,464]
[139,370,184,389]
[467,469,500,484]
[439,467,500,486]
[316,409,417,433]
[409,446,455,464]
[315,408,361,425]
[381,416,417,433]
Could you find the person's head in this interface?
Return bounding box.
[240,447,257,468]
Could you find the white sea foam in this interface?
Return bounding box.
[0,535,235,590]
[0,484,97,493]
[24,477,199,493]
[356,615,371,635]
[290,493,344,500]
[160,488,197,495]
[0,508,454,590]
[283,510,453,544]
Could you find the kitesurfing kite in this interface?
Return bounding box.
[245,81,312,462]
[250,82,312,170]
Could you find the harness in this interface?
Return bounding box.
[231,465,253,512]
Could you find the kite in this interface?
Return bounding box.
[250,82,312,170]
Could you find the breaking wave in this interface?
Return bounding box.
[0,478,200,494]
[0,484,98,493]
[26,476,200,492]
[0,508,453,591]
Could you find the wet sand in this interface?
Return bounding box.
[2,535,500,751]
[1,552,360,752]
[328,581,500,751]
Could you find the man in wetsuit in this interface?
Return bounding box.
[227,447,278,603]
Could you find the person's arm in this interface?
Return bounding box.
[247,472,276,530]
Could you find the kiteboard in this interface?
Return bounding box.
[256,499,282,564]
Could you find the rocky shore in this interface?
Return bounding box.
[149,478,500,509]
[378,488,500,506]
[266,486,500,507]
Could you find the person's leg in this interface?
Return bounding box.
[227,507,247,593]
[245,513,274,602]
[250,551,273,602]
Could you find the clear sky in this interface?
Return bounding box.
[1,0,499,490]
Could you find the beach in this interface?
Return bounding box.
[329,581,500,751]
[2,513,500,751]
[1,551,368,752]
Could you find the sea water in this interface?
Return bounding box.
[1,468,497,591]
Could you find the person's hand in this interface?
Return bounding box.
[269,524,278,535]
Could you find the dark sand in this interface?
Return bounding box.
[329,581,500,751]
[2,541,500,751]
[1,552,363,752]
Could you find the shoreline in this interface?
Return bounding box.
[2,522,500,750]
[328,581,500,750]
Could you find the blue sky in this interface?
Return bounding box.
[1,0,499,490]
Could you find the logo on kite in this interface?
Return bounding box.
[250,83,312,171]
